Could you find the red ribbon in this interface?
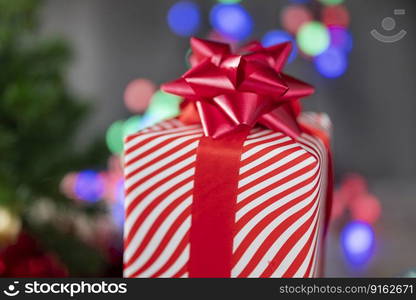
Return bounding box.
[161,38,331,278]
[190,127,249,277]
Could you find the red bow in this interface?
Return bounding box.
[162,37,314,139]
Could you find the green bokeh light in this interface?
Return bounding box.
[318,0,344,6]
[147,90,181,122]
[296,21,330,56]
[123,115,142,138]
[106,120,124,154]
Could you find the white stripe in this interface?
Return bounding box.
[237,156,317,206]
[232,180,320,277]
[161,121,174,129]
[124,170,193,242]
[246,128,271,139]
[169,119,183,127]
[243,131,281,145]
[271,192,322,277]
[125,154,195,208]
[241,136,291,160]
[152,244,189,278]
[125,185,191,263]
[125,130,201,163]
[309,236,319,277]
[246,188,320,277]
[234,167,321,251]
[129,215,191,277]
[124,194,191,274]
[239,144,304,178]
[125,125,200,150]
[125,139,197,188]
[293,212,320,277]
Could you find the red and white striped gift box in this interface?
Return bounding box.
[123,113,331,278]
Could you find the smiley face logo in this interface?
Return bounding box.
[371,9,407,43]
[3,281,20,297]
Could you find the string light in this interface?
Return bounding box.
[261,30,297,63]
[167,1,201,37]
[124,78,156,113]
[106,120,124,154]
[280,4,313,34]
[297,21,330,56]
[341,221,375,267]
[314,47,347,78]
[210,3,253,41]
[74,170,104,203]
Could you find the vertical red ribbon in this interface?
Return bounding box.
[189,127,250,278]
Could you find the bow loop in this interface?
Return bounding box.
[162,38,314,139]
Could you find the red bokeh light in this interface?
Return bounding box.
[281,5,313,34]
[350,194,381,224]
[322,5,350,28]
[124,78,156,113]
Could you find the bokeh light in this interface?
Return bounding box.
[403,269,416,278]
[107,155,122,174]
[322,5,350,28]
[297,21,330,56]
[106,120,124,154]
[60,172,78,199]
[206,30,238,48]
[210,3,253,41]
[314,47,347,78]
[350,194,381,224]
[329,26,353,52]
[318,0,344,5]
[217,0,242,3]
[261,30,297,63]
[123,115,142,138]
[124,78,156,113]
[167,1,201,37]
[146,90,182,122]
[341,221,375,267]
[74,170,105,203]
[280,4,313,34]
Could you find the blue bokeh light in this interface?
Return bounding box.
[111,179,125,229]
[74,170,104,202]
[167,1,201,37]
[261,30,297,63]
[341,221,375,267]
[210,4,253,41]
[329,26,353,52]
[314,47,348,78]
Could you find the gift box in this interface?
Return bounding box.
[123,38,333,278]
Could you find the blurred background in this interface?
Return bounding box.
[0,0,415,277]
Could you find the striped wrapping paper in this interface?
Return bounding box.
[123,113,331,278]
